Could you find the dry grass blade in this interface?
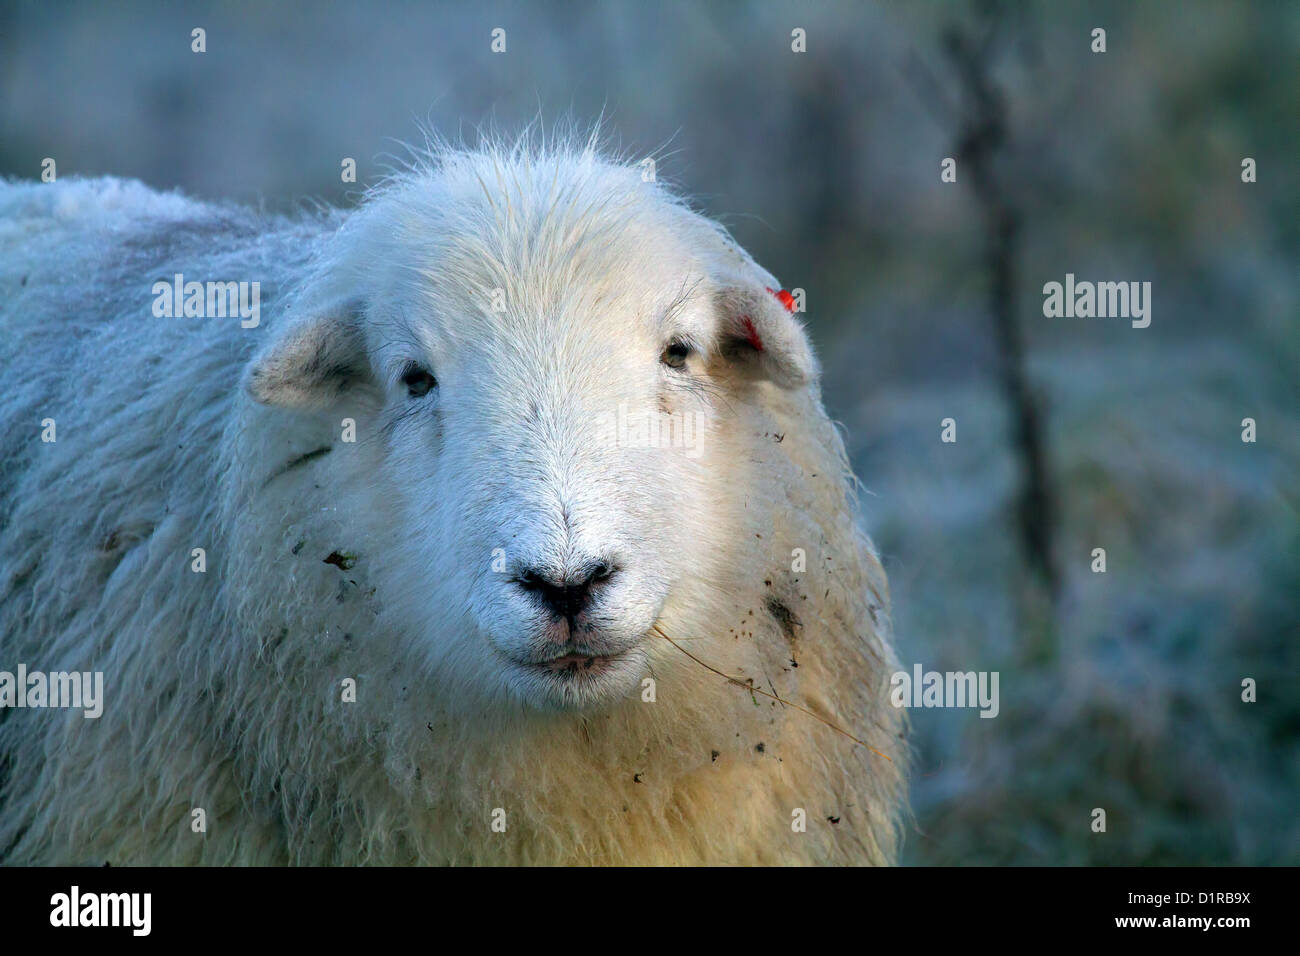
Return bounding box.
[651,623,892,761]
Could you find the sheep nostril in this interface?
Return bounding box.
[513,561,618,620]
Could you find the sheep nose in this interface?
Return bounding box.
[515,561,616,621]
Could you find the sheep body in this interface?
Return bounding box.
[0,142,904,865]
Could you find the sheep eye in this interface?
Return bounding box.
[401,365,437,398]
[661,339,692,370]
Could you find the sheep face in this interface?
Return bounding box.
[244,167,817,712]
[395,273,703,711]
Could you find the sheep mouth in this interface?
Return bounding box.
[527,650,630,677]
[501,644,646,709]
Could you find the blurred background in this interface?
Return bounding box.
[2,0,1295,864]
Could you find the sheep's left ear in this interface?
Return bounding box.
[243,301,372,408]
[714,284,818,388]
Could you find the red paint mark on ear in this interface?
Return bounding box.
[766,287,796,312]
[739,316,765,352]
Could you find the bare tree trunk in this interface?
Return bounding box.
[942,17,1061,606]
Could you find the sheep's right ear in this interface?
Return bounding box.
[243,303,372,408]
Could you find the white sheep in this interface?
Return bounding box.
[0,135,905,864]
